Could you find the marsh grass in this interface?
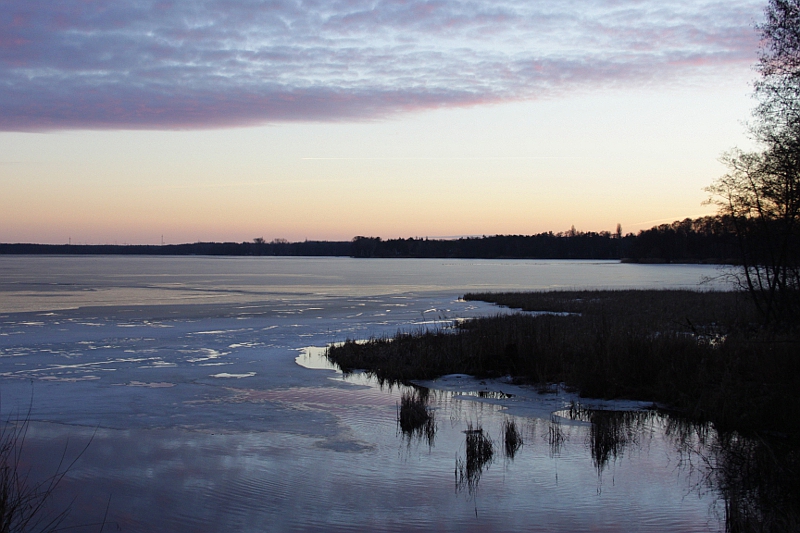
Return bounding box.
[547,415,565,457]
[501,419,522,459]
[455,424,494,496]
[328,290,800,529]
[397,389,435,446]
[327,290,800,439]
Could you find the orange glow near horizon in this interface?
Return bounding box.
[1,83,750,245]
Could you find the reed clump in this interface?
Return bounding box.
[456,423,494,495]
[397,389,435,445]
[501,419,523,459]
[326,290,800,440]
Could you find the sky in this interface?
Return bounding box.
[0,0,766,244]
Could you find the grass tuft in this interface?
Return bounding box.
[397,389,435,445]
[455,423,494,495]
[501,419,523,459]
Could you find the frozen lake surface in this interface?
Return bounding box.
[0,256,732,531]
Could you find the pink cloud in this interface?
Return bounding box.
[0,0,763,131]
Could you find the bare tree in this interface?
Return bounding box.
[707,0,800,324]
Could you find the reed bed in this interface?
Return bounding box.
[328,289,800,529]
[326,290,800,440]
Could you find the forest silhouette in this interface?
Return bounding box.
[0,215,739,263]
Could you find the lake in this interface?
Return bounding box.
[0,256,734,532]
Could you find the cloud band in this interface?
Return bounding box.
[0,0,762,130]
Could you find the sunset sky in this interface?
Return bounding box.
[1,0,764,244]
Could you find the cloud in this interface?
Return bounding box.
[0,0,763,130]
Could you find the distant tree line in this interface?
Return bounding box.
[623,216,739,263]
[350,217,736,262]
[0,240,353,257]
[1,216,740,262]
[350,230,622,260]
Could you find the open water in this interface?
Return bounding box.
[0,256,733,532]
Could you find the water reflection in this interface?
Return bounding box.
[306,345,796,531]
[397,388,436,447]
[555,404,800,532]
[670,424,800,533]
[717,435,800,532]
[557,404,655,474]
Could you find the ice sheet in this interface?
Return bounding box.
[0,257,729,532]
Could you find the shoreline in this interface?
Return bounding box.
[326,289,799,440]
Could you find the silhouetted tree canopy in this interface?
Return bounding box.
[0,219,738,262]
[707,0,800,323]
